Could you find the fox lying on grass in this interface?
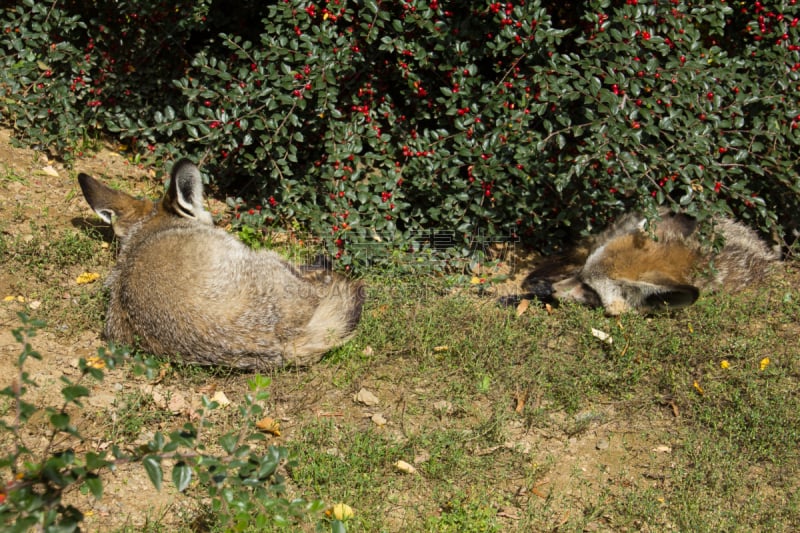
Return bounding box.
[512,209,779,315]
[78,159,364,370]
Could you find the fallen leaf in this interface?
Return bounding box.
[433,345,449,352]
[545,303,553,314]
[362,345,375,356]
[514,390,528,413]
[693,380,704,396]
[371,413,387,426]
[85,356,106,370]
[497,507,520,520]
[394,460,417,474]
[354,387,379,406]
[328,503,354,520]
[211,390,231,407]
[76,272,101,284]
[591,328,613,345]
[256,417,281,436]
[652,445,672,453]
[39,165,59,177]
[515,298,530,316]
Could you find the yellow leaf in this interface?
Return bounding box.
[255,417,281,436]
[515,298,530,317]
[693,380,704,396]
[76,272,100,285]
[327,503,354,520]
[85,356,106,370]
[720,360,730,369]
[759,357,770,371]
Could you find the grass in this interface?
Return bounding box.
[2,206,799,530]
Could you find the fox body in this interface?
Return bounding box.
[79,159,364,370]
[520,210,778,315]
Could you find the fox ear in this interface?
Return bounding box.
[644,285,699,311]
[78,173,119,223]
[166,159,212,223]
[638,272,699,311]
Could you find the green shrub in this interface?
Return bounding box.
[1,0,798,271]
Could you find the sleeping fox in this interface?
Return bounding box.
[516,210,779,315]
[78,159,365,370]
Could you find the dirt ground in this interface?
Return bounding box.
[0,130,789,531]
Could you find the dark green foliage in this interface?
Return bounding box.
[1,0,798,270]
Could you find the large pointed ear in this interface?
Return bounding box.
[78,173,120,223]
[643,285,699,311]
[165,159,212,224]
[636,271,700,312]
[78,173,154,238]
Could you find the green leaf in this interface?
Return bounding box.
[172,461,193,492]
[143,455,163,490]
[84,474,103,499]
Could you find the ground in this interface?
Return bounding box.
[1,129,798,531]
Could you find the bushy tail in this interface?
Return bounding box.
[291,278,365,364]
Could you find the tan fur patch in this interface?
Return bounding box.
[599,234,699,284]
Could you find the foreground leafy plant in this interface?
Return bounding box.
[0,313,339,532]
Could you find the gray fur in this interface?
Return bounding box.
[523,209,779,315]
[78,159,364,370]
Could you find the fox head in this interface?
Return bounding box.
[78,159,213,243]
[529,212,710,315]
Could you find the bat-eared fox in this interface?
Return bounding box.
[79,159,364,370]
[512,209,778,315]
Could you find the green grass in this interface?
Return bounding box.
[267,266,800,531]
[3,216,799,531]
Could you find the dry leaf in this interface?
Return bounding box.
[515,298,530,317]
[433,345,449,352]
[394,460,417,474]
[39,165,59,177]
[328,503,354,520]
[256,417,281,436]
[354,387,379,406]
[669,400,680,418]
[211,390,231,407]
[85,355,106,370]
[76,272,101,284]
[514,390,528,413]
[371,413,387,426]
[591,328,613,345]
[653,445,672,453]
[545,303,553,314]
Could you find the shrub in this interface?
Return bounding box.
[0,0,798,271]
[0,313,341,531]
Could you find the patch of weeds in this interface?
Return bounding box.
[8,223,105,281]
[105,390,172,442]
[425,490,501,533]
